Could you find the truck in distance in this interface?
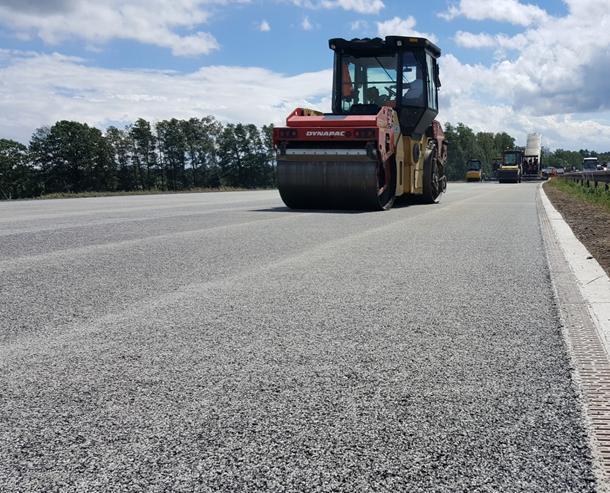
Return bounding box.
[582,157,600,171]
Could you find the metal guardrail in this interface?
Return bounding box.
[561,170,610,190]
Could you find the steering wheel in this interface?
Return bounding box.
[385,86,397,99]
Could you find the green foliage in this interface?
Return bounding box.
[5,116,608,200]
[547,177,610,212]
[29,121,116,194]
[3,116,276,200]
[542,148,610,170]
[216,123,275,188]
[443,123,515,180]
[0,138,38,199]
[35,187,253,200]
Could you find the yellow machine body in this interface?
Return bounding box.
[466,169,482,181]
[395,134,428,196]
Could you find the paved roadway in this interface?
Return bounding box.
[0,184,596,491]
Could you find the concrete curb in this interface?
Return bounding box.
[539,185,610,491]
[540,187,610,355]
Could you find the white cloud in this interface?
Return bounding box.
[439,92,610,151]
[0,50,332,143]
[445,0,610,117]
[350,20,369,31]
[376,16,438,43]
[0,0,244,56]
[437,54,610,149]
[2,1,610,151]
[301,16,313,31]
[454,31,528,50]
[290,0,384,14]
[436,0,610,150]
[439,0,549,26]
[258,20,271,32]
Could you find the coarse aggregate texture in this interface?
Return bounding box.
[0,184,597,491]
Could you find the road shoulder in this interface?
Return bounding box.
[543,179,610,276]
[539,185,610,491]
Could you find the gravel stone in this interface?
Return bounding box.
[0,185,596,491]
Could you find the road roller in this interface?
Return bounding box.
[465,159,483,182]
[498,149,523,183]
[273,36,448,210]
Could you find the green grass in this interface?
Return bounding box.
[545,177,610,212]
[32,187,270,200]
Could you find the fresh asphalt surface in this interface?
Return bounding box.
[0,183,596,491]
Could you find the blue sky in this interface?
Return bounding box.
[0,0,609,150]
[0,0,569,72]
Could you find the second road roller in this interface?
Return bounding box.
[273,36,448,210]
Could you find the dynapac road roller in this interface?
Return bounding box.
[273,36,448,210]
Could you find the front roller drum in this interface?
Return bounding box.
[277,155,396,211]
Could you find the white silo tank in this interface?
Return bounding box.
[525,133,541,157]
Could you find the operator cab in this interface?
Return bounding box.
[467,159,482,171]
[329,36,441,137]
[502,150,523,166]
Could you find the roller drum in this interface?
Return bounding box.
[277,156,390,210]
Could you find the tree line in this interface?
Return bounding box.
[0,117,275,200]
[542,148,610,170]
[2,118,608,200]
[443,123,608,179]
[443,123,516,180]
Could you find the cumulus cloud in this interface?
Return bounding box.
[436,0,610,151]
[0,50,332,143]
[301,16,313,31]
[258,20,271,31]
[350,20,368,31]
[454,31,527,50]
[2,1,610,151]
[0,0,239,56]
[439,91,610,151]
[290,0,384,15]
[446,0,610,116]
[376,16,438,43]
[439,0,549,26]
[437,56,610,150]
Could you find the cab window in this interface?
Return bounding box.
[426,54,438,110]
[340,55,397,112]
[402,52,425,107]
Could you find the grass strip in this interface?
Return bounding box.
[545,177,610,213]
[29,187,271,201]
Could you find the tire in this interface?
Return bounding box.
[376,156,397,210]
[421,144,443,203]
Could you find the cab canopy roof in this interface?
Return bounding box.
[328,36,441,58]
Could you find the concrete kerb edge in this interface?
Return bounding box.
[539,186,610,356]
[538,184,610,492]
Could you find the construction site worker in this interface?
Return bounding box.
[366,86,382,106]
